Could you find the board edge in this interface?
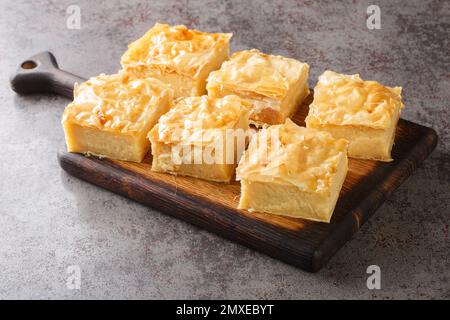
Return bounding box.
[311,123,438,272]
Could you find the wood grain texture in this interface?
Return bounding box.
[58,94,438,272]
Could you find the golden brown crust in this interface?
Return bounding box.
[121,23,232,79]
[206,49,309,99]
[236,119,348,195]
[306,70,404,129]
[62,73,173,135]
[148,95,250,145]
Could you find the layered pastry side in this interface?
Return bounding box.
[206,49,310,127]
[236,119,349,223]
[305,70,404,161]
[121,23,232,98]
[148,95,250,183]
[62,73,173,162]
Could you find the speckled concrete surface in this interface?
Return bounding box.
[0,0,449,299]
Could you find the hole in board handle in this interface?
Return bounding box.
[21,60,37,69]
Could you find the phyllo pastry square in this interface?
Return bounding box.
[148,95,250,183]
[121,23,232,98]
[305,70,404,161]
[207,49,310,127]
[62,73,173,162]
[236,119,348,223]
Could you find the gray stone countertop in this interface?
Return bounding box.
[0,0,448,299]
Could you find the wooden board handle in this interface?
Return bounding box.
[10,51,86,99]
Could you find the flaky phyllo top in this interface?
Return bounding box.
[207,49,309,99]
[237,119,348,194]
[62,73,173,135]
[306,71,404,129]
[121,23,232,78]
[149,95,249,145]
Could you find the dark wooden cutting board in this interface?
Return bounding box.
[12,52,438,272]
